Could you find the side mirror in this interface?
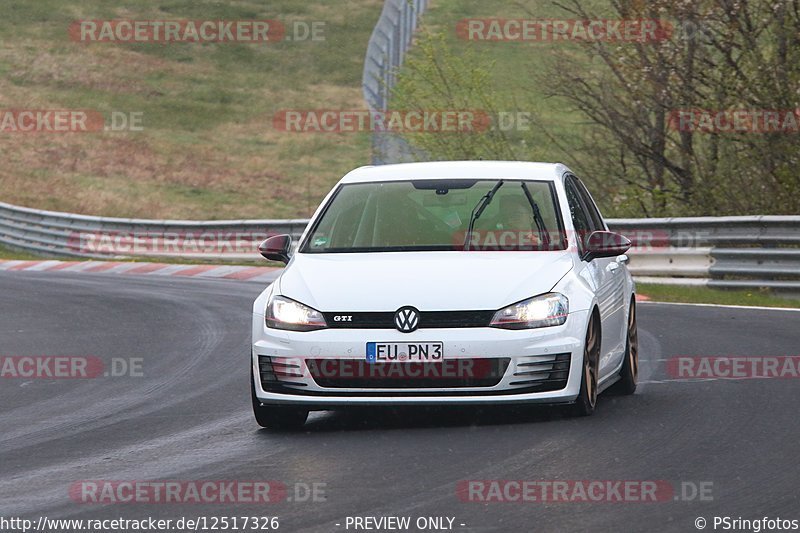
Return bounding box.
[258,234,292,264]
[583,231,631,261]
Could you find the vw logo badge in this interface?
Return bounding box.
[394,306,420,333]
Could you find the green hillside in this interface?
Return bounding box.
[0,0,381,219]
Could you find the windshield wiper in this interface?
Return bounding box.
[464,180,504,251]
[520,182,551,249]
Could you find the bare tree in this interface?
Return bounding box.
[545,0,800,215]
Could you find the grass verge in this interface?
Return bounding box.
[637,283,800,309]
[0,244,52,261]
[0,0,380,219]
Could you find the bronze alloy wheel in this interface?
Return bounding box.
[573,314,600,416]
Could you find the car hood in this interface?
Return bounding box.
[278,251,574,311]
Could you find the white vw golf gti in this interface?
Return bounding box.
[251,161,638,428]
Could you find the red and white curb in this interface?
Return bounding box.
[0,259,280,283]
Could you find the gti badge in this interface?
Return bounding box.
[394,306,420,333]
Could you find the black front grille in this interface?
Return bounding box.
[323,310,494,329]
[306,358,510,388]
[258,353,572,397]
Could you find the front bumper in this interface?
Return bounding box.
[251,310,589,408]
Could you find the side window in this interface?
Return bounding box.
[564,178,592,253]
[574,177,605,231]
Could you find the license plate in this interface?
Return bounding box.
[366,342,444,363]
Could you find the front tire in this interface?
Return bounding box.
[251,367,308,429]
[610,297,638,395]
[571,313,600,416]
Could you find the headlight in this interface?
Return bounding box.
[490,293,569,329]
[266,295,327,331]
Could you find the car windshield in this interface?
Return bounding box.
[301,179,566,253]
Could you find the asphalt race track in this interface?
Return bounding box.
[1,271,798,532]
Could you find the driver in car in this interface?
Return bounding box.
[493,195,543,250]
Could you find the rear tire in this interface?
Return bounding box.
[571,313,600,416]
[251,366,308,429]
[610,297,638,395]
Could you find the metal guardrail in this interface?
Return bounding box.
[362,0,429,164]
[2,200,799,290]
[608,217,800,291]
[0,201,308,261]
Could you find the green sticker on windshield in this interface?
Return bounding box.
[313,236,329,247]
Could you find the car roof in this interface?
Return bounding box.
[339,161,571,184]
